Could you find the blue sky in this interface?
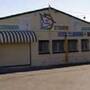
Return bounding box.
[0,0,90,21]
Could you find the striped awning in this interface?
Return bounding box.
[0,31,37,44]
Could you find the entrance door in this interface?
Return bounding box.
[0,44,30,67]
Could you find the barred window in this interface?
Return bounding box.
[81,39,89,51]
[39,40,49,54]
[52,40,64,53]
[68,40,78,52]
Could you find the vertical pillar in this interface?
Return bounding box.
[78,39,81,52]
[49,29,52,54]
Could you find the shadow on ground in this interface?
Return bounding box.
[0,62,90,74]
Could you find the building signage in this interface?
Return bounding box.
[54,25,69,30]
[40,13,55,30]
[81,27,90,31]
[58,32,84,37]
[0,25,19,30]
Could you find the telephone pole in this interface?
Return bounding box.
[64,32,68,63]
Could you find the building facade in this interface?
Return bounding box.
[0,7,90,67]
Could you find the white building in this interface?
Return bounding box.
[0,7,90,69]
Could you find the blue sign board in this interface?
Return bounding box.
[58,32,83,37]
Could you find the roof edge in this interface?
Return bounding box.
[0,7,49,20]
[50,7,90,24]
[0,7,89,24]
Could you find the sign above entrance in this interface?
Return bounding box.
[40,13,56,30]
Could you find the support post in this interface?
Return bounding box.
[64,32,68,63]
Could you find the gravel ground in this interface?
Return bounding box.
[0,65,90,90]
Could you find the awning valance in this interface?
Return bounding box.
[0,31,37,44]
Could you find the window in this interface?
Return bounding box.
[87,32,90,36]
[38,40,49,54]
[68,40,78,52]
[52,40,64,53]
[81,39,89,51]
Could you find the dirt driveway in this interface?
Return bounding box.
[0,65,90,90]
